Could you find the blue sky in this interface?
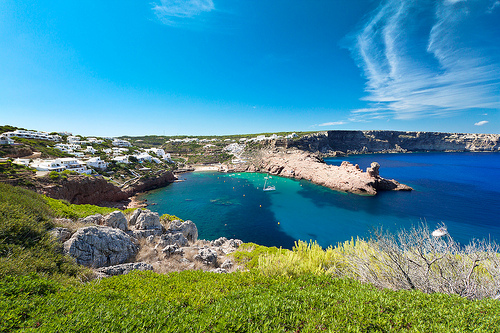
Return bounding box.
[1,0,499,136]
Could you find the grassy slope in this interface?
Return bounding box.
[2,271,499,332]
[1,183,500,332]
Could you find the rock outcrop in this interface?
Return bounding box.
[49,227,71,242]
[63,226,138,268]
[62,209,243,275]
[103,211,128,231]
[221,150,411,195]
[169,220,198,242]
[128,209,164,238]
[96,262,153,277]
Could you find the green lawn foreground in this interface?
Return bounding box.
[2,270,500,332]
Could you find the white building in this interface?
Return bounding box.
[30,159,65,172]
[57,158,92,174]
[285,133,298,139]
[85,146,97,154]
[69,152,85,158]
[145,148,166,157]
[113,155,129,164]
[112,139,132,147]
[133,152,152,162]
[85,157,108,169]
[112,147,129,155]
[67,136,82,144]
[4,130,61,141]
[55,143,81,153]
[0,134,14,144]
[13,158,30,167]
[87,137,104,144]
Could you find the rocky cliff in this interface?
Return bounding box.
[287,131,500,154]
[37,170,176,205]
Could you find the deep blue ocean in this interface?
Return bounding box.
[141,152,500,249]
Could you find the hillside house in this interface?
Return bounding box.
[0,134,14,144]
[30,159,65,172]
[112,139,131,147]
[57,158,92,174]
[112,155,129,164]
[85,157,108,169]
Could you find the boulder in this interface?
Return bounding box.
[128,209,142,226]
[194,247,218,266]
[169,220,198,242]
[211,237,228,247]
[135,210,162,230]
[103,211,128,231]
[96,262,153,276]
[49,227,71,242]
[130,229,163,239]
[63,226,138,268]
[221,259,233,270]
[161,244,184,257]
[366,162,380,178]
[156,232,188,248]
[77,214,103,225]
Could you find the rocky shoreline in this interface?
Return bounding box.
[220,150,412,195]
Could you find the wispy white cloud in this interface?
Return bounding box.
[319,121,346,126]
[152,0,215,25]
[348,0,500,121]
[474,120,489,126]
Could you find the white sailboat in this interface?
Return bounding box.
[263,175,276,191]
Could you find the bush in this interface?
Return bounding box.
[244,225,500,300]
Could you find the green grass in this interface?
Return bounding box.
[43,196,133,220]
[0,183,85,279]
[1,270,499,332]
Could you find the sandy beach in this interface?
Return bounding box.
[192,165,220,172]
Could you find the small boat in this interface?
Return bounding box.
[263,176,276,191]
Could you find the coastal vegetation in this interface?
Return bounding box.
[1,182,500,331]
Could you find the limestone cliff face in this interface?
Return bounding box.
[288,131,500,154]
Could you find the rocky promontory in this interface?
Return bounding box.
[220,150,411,195]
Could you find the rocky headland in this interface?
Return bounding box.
[220,150,411,195]
[286,130,500,155]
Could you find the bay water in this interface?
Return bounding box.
[141,152,500,249]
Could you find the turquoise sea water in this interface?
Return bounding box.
[141,152,500,249]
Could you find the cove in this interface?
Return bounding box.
[141,152,500,249]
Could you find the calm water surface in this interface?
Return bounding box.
[141,152,500,249]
